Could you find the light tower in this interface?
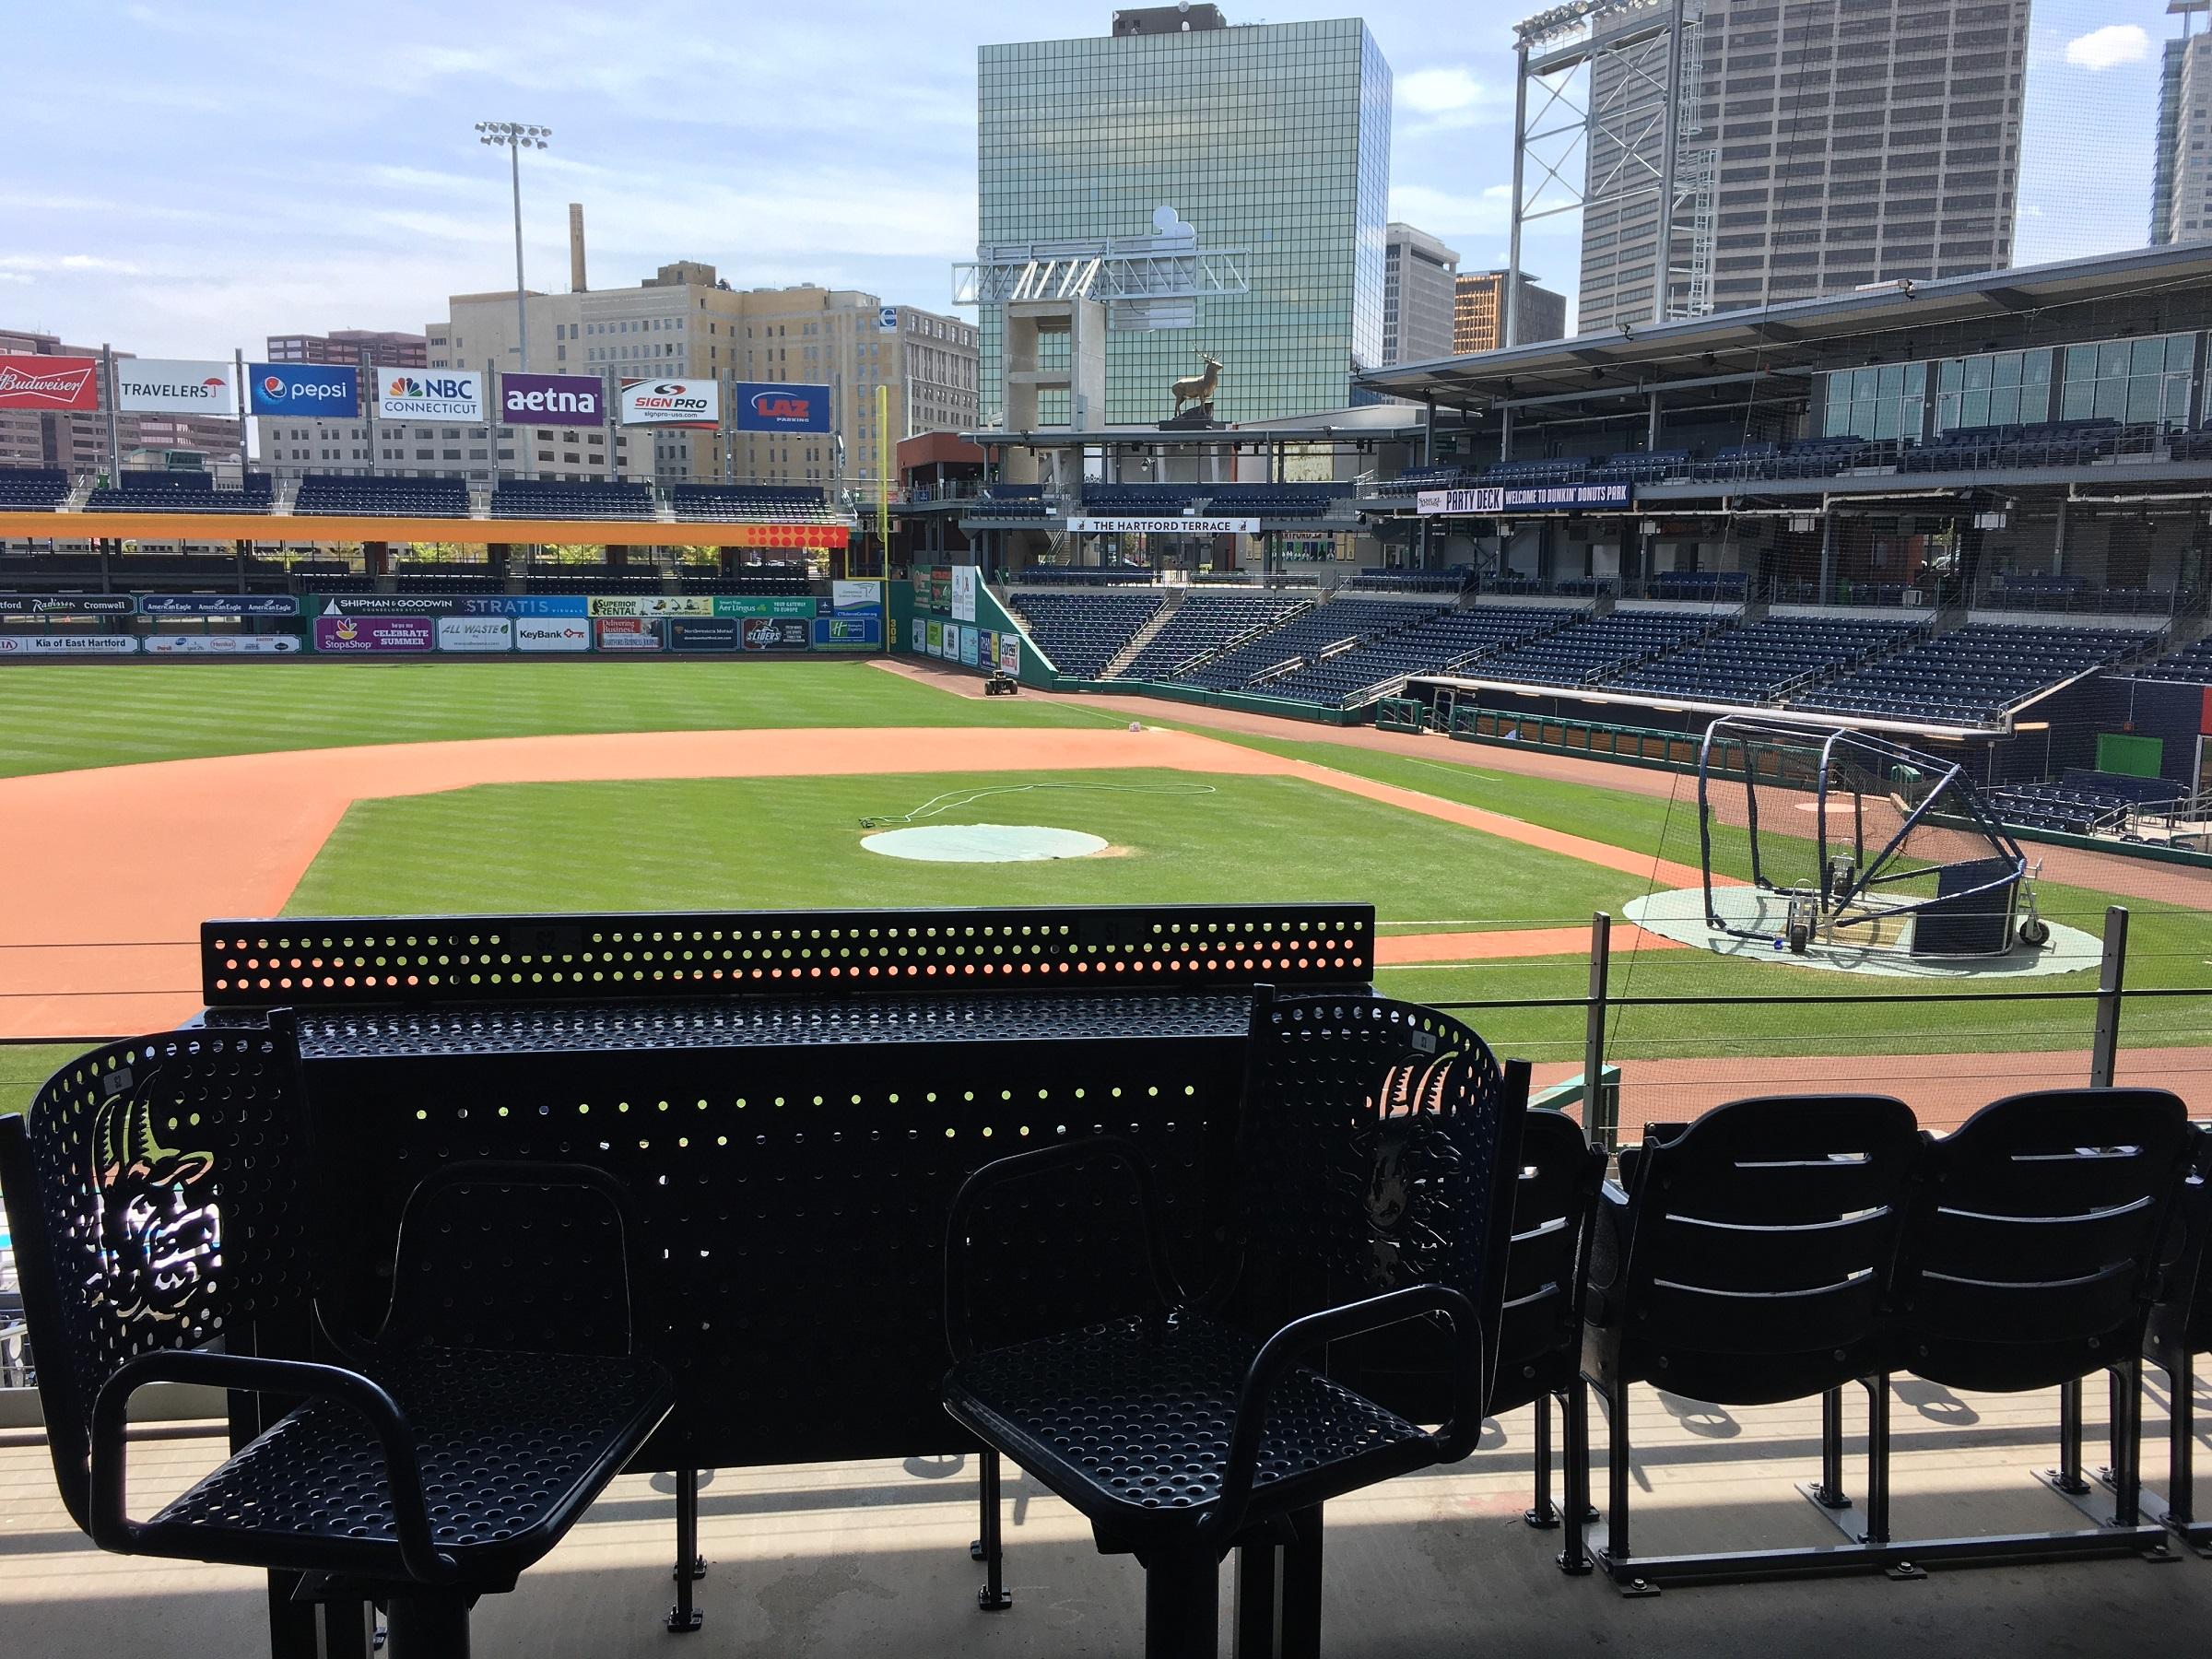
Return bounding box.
[475,120,550,477]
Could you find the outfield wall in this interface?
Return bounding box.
[0,587,887,659]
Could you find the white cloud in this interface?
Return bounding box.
[0,253,146,276]
[2064,25,2149,72]
[1399,66,1487,114]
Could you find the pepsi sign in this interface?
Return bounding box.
[734,381,830,433]
[247,362,359,418]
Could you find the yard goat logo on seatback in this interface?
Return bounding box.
[1359,1051,1463,1291]
[88,1082,220,1324]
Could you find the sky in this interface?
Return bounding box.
[0,0,2191,360]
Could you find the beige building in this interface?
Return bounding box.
[1452,270,1569,355]
[434,255,979,492]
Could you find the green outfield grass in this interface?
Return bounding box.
[0,659,1103,778]
[1,1044,89,1123]
[282,769,1630,925]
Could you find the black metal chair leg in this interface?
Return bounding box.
[1601,1375,1654,1592]
[2053,1376,2090,1494]
[1863,1375,1892,1547]
[1279,1507,1323,1659]
[323,1599,377,1659]
[1811,1385,1853,1510]
[1559,1380,1595,1574]
[1232,1534,1277,1658]
[385,1594,470,1659]
[1525,1393,1560,1528]
[975,1448,1012,1611]
[1144,1547,1220,1659]
[2171,1353,2197,1531]
[2112,1359,2144,1527]
[667,1466,704,1633]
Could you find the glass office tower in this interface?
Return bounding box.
[977,15,1391,426]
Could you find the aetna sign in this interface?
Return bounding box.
[501,371,605,427]
[0,355,99,412]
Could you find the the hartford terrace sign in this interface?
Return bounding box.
[1416,483,1633,515]
[1065,515,1260,535]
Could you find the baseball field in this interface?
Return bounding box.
[3,655,2206,1125]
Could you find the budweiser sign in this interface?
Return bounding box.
[0,354,100,412]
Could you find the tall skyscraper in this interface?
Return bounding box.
[1574,0,2030,333]
[1381,223,1460,365]
[2151,3,2212,246]
[976,7,1392,423]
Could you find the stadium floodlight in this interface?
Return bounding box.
[476,120,553,480]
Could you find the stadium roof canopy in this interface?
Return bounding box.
[1357,242,2212,418]
[962,404,1433,449]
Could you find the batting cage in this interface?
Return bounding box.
[1695,716,2046,959]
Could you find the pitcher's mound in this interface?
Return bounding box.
[862,823,1110,863]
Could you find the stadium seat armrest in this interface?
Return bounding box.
[1200,1284,1484,1547]
[943,1134,1189,1360]
[90,1349,457,1584]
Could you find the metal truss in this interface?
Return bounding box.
[1507,0,1715,340]
[953,232,1249,330]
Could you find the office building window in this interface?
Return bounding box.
[2057,332,2194,428]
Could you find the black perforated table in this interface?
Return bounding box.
[197,903,1377,1473]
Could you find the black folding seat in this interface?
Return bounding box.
[1575,1094,1924,1589]
[0,1019,676,1656]
[1881,1088,2196,1569]
[944,992,1527,1657]
[2145,1143,2212,1552]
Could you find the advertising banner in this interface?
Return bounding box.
[0,353,99,412]
[926,620,944,655]
[587,594,715,618]
[454,594,589,618]
[732,382,831,434]
[813,612,880,650]
[248,362,359,418]
[1000,634,1020,676]
[595,618,664,652]
[312,594,456,617]
[978,629,994,669]
[950,565,978,624]
[929,571,950,612]
[140,594,300,618]
[500,371,605,428]
[515,616,591,653]
[669,618,740,652]
[0,594,135,616]
[1065,516,1257,535]
[831,579,879,612]
[959,625,980,667]
[436,616,514,653]
[912,568,932,601]
[710,595,815,619]
[1415,483,1633,515]
[618,377,719,428]
[741,617,812,653]
[314,614,434,653]
[375,367,484,422]
[115,358,236,416]
[142,635,300,655]
[0,633,138,655]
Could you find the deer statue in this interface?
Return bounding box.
[1171,354,1223,417]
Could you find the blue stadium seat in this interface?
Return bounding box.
[1790,622,2148,725]
[294,474,469,518]
[490,478,653,521]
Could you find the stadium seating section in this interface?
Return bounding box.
[1609,615,1924,704]
[1113,592,1311,680]
[671,484,832,523]
[1986,771,2185,837]
[490,478,653,520]
[1256,605,1578,706]
[294,474,469,517]
[0,467,68,509]
[87,471,272,513]
[1005,590,1167,678]
[965,485,1053,520]
[1161,597,1441,695]
[1792,623,2147,724]
[1344,571,1468,593]
[1461,609,1717,689]
[1081,483,1202,515]
[2141,634,2212,683]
